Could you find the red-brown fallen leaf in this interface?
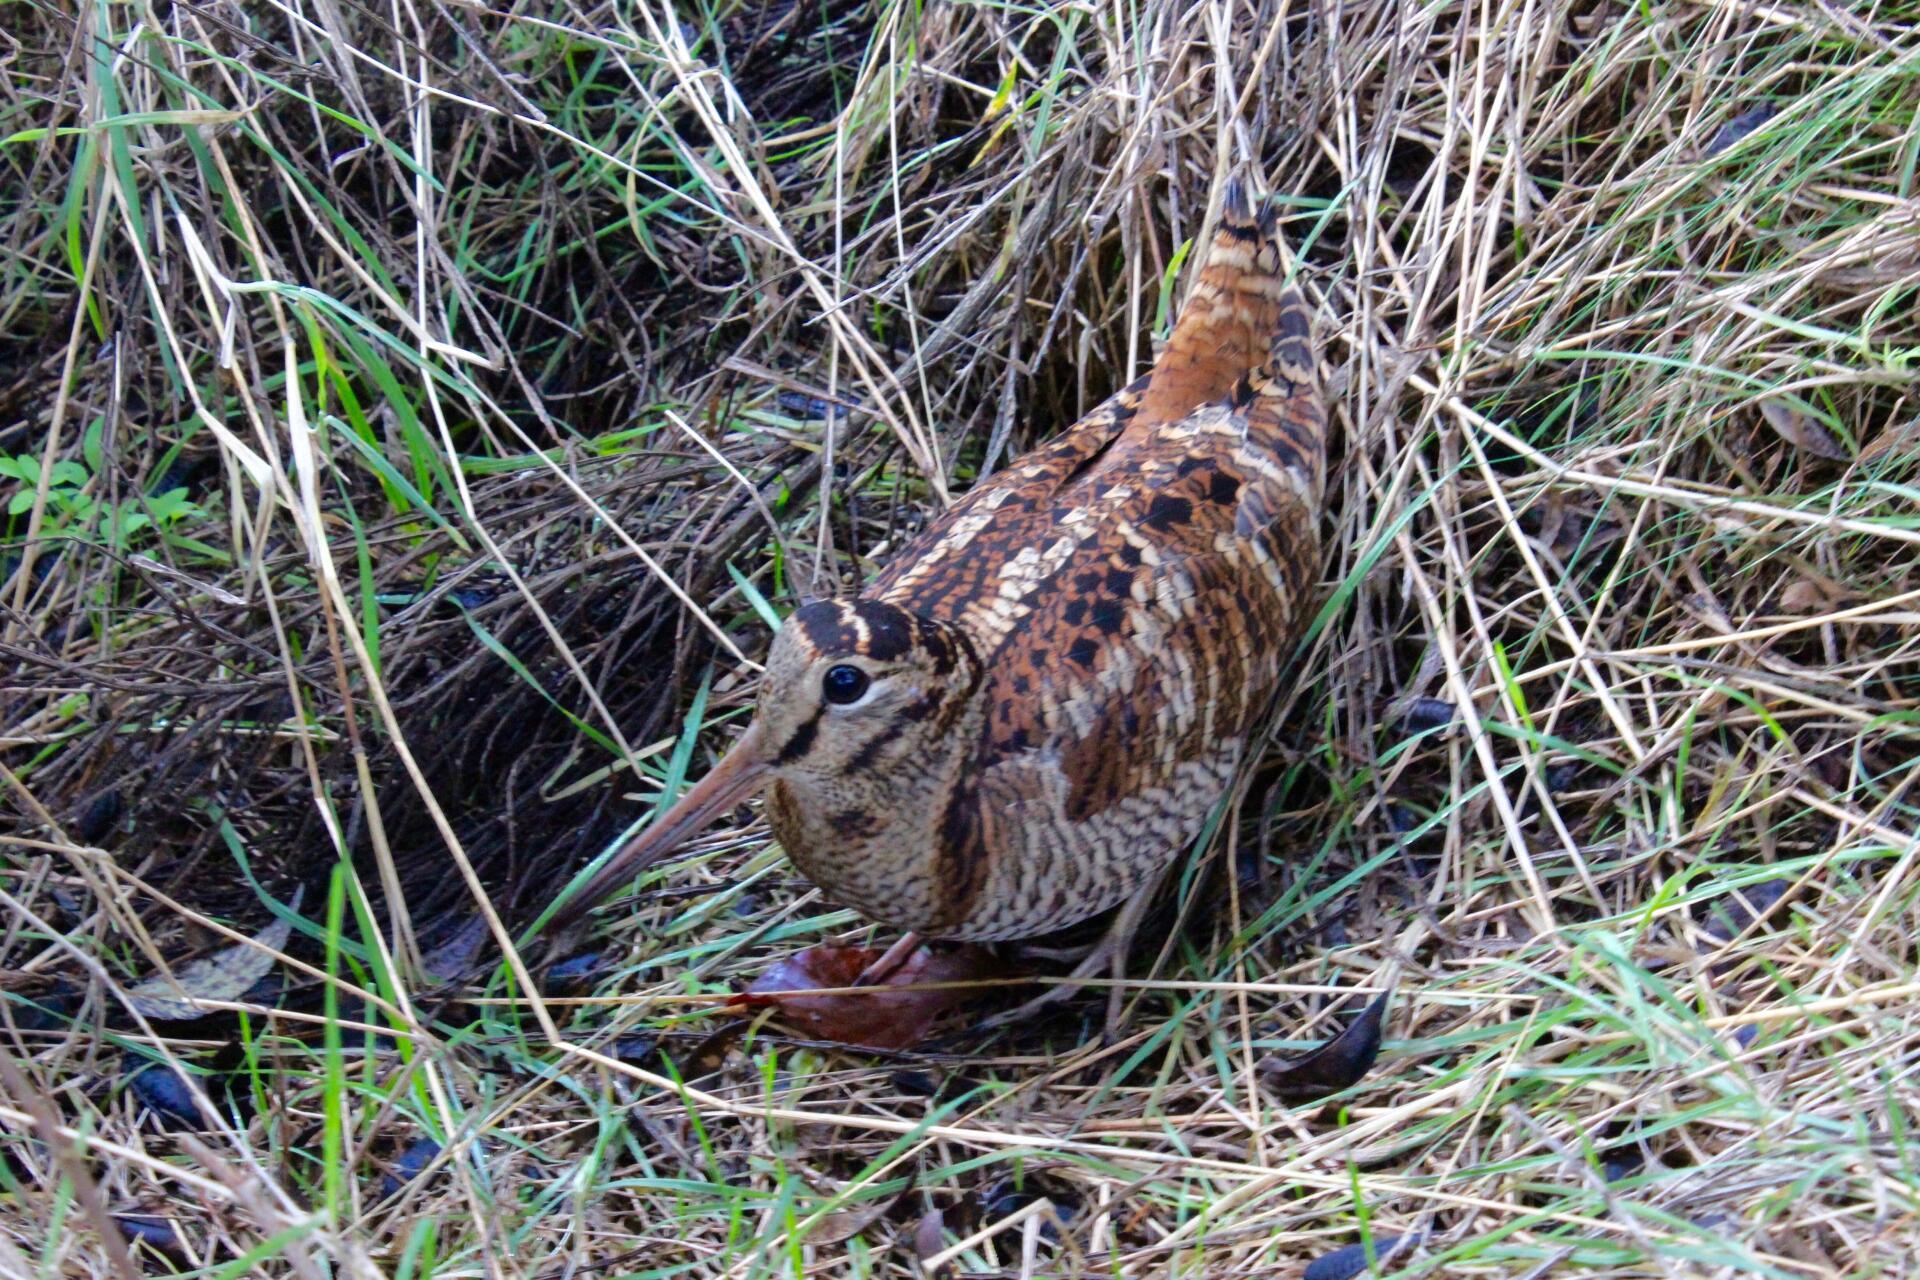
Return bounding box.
[731,944,997,1049]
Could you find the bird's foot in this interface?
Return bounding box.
[731,940,996,1050]
[852,931,924,987]
[975,885,1156,1039]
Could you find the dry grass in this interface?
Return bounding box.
[4,0,1920,1275]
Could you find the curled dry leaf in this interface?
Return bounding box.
[1759,397,1850,461]
[1778,578,1834,615]
[890,1068,940,1096]
[127,892,300,1020]
[676,1022,747,1077]
[1303,1231,1422,1280]
[981,1174,1081,1244]
[546,949,610,992]
[115,1214,187,1260]
[1700,878,1792,944]
[1703,103,1778,157]
[1261,991,1389,1101]
[379,1137,445,1201]
[1601,1145,1645,1183]
[589,1024,736,1084]
[913,1207,947,1263]
[420,914,490,984]
[1530,489,1624,562]
[607,1032,661,1064]
[73,788,123,842]
[732,943,998,1049]
[775,389,855,422]
[1860,416,1920,464]
[127,1061,203,1129]
[1396,697,1455,736]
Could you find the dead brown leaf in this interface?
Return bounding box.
[1860,416,1920,464]
[1759,397,1850,461]
[1702,103,1779,157]
[1778,578,1833,615]
[732,944,998,1049]
[1261,991,1390,1101]
[126,892,300,1020]
[805,1173,915,1247]
[913,1207,946,1262]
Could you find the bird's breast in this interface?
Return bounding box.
[764,771,961,935]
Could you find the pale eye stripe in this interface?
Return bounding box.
[845,601,871,650]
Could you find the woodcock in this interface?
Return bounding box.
[554,172,1325,1021]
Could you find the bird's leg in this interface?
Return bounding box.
[977,882,1157,1034]
[852,931,924,987]
[1014,937,1101,964]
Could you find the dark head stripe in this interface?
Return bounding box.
[791,597,925,663]
[851,599,914,661]
[791,599,859,654]
[776,708,822,763]
[844,718,908,773]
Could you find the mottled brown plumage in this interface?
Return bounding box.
[556,173,1325,952]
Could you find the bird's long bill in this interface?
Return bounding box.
[552,722,770,929]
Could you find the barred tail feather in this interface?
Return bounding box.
[1134,171,1290,426]
[1238,285,1326,510]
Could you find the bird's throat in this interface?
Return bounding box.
[764,700,983,936]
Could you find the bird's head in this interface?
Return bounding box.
[550,599,979,929]
[754,598,979,777]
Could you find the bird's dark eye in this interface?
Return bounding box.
[822,664,871,706]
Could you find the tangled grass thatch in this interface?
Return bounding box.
[4,0,1920,1274]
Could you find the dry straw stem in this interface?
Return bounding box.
[4,0,1920,1275]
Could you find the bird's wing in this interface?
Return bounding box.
[973,406,1319,779]
[918,387,1323,937]
[867,376,1148,613]
[932,526,1304,936]
[871,170,1319,618]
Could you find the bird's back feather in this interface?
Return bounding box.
[1134,175,1293,427]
